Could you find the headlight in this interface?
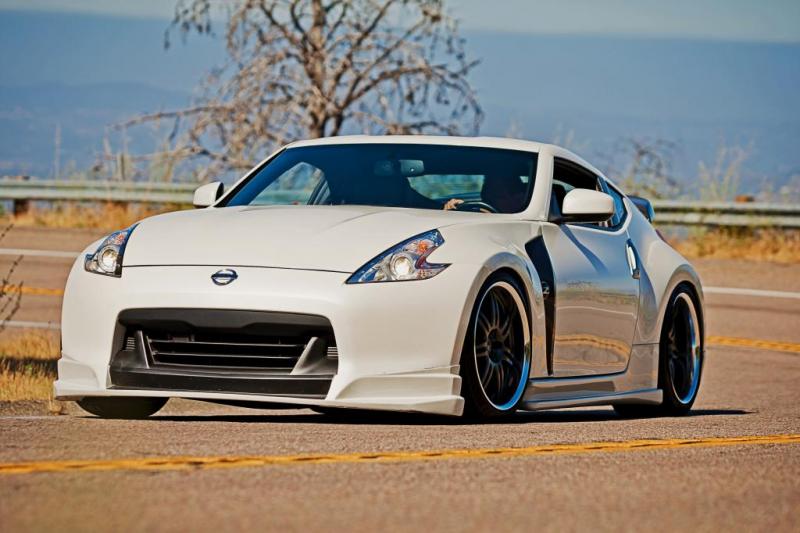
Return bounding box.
[347,230,449,284]
[84,224,138,277]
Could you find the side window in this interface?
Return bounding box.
[601,182,627,228]
[250,162,324,205]
[551,158,603,226]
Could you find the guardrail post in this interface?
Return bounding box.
[12,199,30,216]
[10,175,31,216]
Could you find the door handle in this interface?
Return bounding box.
[626,240,640,280]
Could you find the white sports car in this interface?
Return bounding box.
[56,136,704,420]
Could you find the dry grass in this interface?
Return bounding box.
[6,202,183,230]
[0,330,60,402]
[672,228,800,263]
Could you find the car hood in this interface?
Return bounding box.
[123,205,481,272]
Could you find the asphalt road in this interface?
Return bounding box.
[1,227,799,532]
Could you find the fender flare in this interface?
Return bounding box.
[448,251,548,379]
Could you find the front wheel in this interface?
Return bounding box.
[614,284,703,418]
[460,273,532,419]
[77,397,168,419]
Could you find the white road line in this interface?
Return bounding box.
[704,286,800,300]
[0,248,79,259]
[2,320,61,330]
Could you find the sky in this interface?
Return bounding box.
[1,0,799,43]
[0,2,797,189]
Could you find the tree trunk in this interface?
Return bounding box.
[307,0,328,138]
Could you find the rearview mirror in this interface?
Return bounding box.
[556,189,614,224]
[193,181,224,208]
[373,159,425,177]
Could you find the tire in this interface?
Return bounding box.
[614,284,703,418]
[77,397,168,419]
[460,272,532,419]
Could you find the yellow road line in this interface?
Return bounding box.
[708,336,800,354]
[1,434,798,476]
[1,285,64,296]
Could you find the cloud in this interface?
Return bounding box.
[1,0,798,42]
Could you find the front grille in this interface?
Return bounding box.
[110,309,338,398]
[129,330,318,372]
[115,308,337,375]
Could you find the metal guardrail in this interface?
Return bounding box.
[651,200,800,228]
[0,179,196,205]
[0,178,797,228]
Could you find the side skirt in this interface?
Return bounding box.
[520,388,662,411]
[519,343,661,410]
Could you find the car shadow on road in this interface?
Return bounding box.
[148,407,751,426]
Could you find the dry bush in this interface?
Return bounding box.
[6,202,182,230]
[602,138,678,199]
[0,330,59,359]
[697,144,750,201]
[0,363,57,402]
[672,228,800,263]
[0,330,60,401]
[0,223,22,335]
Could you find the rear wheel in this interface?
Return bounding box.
[77,397,168,419]
[460,273,531,419]
[614,284,703,418]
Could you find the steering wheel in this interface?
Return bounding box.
[455,200,499,213]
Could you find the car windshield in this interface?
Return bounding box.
[222,143,538,214]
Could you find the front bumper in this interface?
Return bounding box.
[56,261,485,415]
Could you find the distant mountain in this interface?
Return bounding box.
[0,9,798,192]
[0,82,188,111]
[0,82,189,175]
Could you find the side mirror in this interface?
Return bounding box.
[193,182,224,208]
[628,195,655,222]
[556,189,615,224]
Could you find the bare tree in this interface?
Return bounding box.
[697,143,751,202]
[125,0,482,181]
